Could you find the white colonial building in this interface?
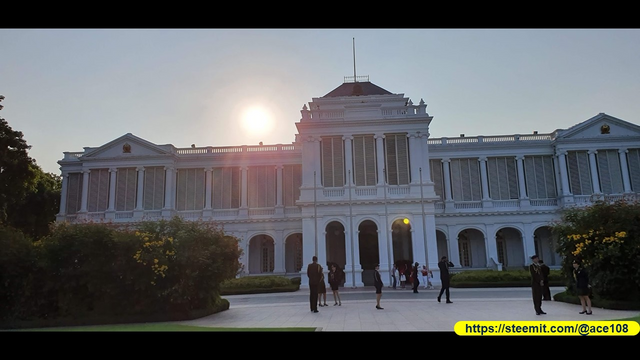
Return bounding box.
[56,76,640,288]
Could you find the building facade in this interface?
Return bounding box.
[56,77,640,288]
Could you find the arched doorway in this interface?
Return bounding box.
[534,226,561,266]
[436,229,449,265]
[495,227,525,269]
[325,221,346,271]
[457,228,487,268]
[392,218,413,275]
[248,234,274,274]
[284,233,303,274]
[358,220,379,286]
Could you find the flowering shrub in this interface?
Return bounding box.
[551,200,640,302]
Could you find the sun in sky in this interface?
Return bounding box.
[240,105,275,138]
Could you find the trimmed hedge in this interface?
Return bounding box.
[450,269,564,288]
[220,276,301,295]
[553,290,640,311]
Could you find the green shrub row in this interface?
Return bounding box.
[450,269,564,287]
[553,290,640,311]
[220,276,301,295]
[0,218,242,329]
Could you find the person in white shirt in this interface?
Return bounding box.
[420,265,429,289]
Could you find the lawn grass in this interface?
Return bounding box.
[8,323,317,332]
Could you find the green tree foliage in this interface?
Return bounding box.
[6,164,61,240]
[0,218,243,324]
[0,117,37,224]
[551,200,640,302]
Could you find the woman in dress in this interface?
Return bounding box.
[573,260,592,315]
[373,264,384,309]
[328,263,342,306]
[318,265,328,307]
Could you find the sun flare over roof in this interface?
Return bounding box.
[241,105,274,136]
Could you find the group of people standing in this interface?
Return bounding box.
[306,256,345,313]
[308,256,455,311]
[529,254,592,316]
[391,263,435,291]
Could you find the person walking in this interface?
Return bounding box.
[318,265,328,307]
[420,265,429,289]
[539,259,552,301]
[573,260,593,315]
[412,262,420,293]
[373,264,384,309]
[437,256,454,303]
[328,263,342,306]
[391,264,398,290]
[307,256,321,313]
[529,254,546,315]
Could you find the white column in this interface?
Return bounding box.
[163,166,174,210]
[136,167,145,211]
[557,151,572,196]
[375,134,385,186]
[274,230,285,273]
[107,168,117,212]
[619,149,632,193]
[276,165,283,207]
[204,167,213,210]
[479,157,491,206]
[442,159,452,201]
[313,138,322,188]
[343,135,353,186]
[57,171,69,216]
[239,166,248,217]
[588,150,601,194]
[241,166,248,208]
[516,156,528,199]
[79,170,90,213]
[408,133,420,184]
[552,155,563,197]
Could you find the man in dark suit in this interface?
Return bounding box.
[437,256,454,303]
[307,256,321,313]
[529,254,546,315]
[539,259,551,301]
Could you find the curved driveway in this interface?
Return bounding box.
[176,287,640,332]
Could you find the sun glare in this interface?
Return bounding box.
[241,106,273,135]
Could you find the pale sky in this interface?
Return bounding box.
[2,28,640,175]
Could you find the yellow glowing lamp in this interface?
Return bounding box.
[403,218,410,225]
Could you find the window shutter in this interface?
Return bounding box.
[66,173,82,214]
[429,159,443,200]
[597,150,623,194]
[628,149,640,191]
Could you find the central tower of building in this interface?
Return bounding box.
[295,76,439,287]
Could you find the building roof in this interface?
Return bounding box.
[322,81,393,97]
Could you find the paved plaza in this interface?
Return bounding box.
[176,287,640,332]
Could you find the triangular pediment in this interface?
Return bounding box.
[557,113,640,139]
[81,133,171,159]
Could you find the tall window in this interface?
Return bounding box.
[385,133,410,185]
[248,165,276,208]
[175,168,205,211]
[353,134,376,186]
[596,149,624,194]
[87,168,109,212]
[143,167,165,210]
[212,167,240,209]
[115,168,137,211]
[566,151,592,195]
[429,159,444,201]
[628,148,640,191]
[283,164,302,206]
[450,158,482,201]
[487,157,519,200]
[321,136,344,187]
[65,173,83,214]
[524,155,557,199]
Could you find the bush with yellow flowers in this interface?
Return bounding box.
[551,200,640,302]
